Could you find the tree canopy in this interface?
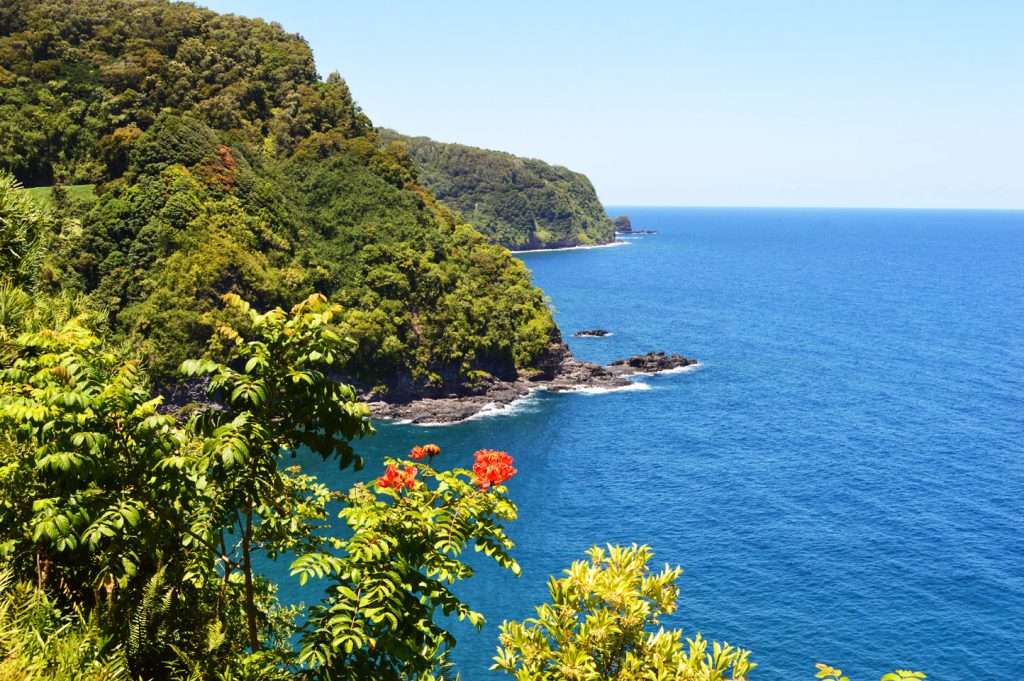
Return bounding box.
[1,0,559,393]
[381,131,616,250]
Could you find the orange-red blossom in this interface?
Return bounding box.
[409,443,441,461]
[376,464,418,491]
[472,450,517,490]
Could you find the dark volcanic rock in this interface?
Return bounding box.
[365,340,630,423]
[542,354,630,393]
[607,352,695,376]
[573,329,611,337]
[159,375,212,415]
[365,392,526,425]
[365,340,696,424]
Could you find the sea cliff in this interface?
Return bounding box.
[380,130,616,250]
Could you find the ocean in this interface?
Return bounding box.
[278,207,1024,679]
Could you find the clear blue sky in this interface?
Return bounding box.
[201,1,1022,208]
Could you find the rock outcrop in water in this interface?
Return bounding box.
[612,214,658,235]
[607,352,696,375]
[364,340,696,424]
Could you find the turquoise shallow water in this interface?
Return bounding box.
[278,207,1024,680]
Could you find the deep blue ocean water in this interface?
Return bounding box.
[278,207,1024,680]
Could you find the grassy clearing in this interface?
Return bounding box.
[22,184,96,206]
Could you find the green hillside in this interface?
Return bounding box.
[0,0,557,389]
[381,131,615,250]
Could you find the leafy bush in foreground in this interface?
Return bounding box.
[494,544,926,681]
[493,544,755,681]
[0,293,524,678]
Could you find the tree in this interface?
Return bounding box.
[181,292,373,650]
[0,315,235,678]
[0,318,188,599]
[294,446,520,680]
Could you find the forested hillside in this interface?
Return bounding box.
[0,0,557,390]
[382,131,615,250]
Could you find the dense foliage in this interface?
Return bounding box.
[268,133,558,388]
[0,0,559,391]
[381,131,616,250]
[0,288,523,679]
[0,566,131,680]
[0,173,50,289]
[0,0,367,186]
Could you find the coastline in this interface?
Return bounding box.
[364,351,696,425]
[508,240,629,254]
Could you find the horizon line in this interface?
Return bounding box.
[602,204,1024,212]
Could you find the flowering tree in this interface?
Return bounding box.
[293,446,520,680]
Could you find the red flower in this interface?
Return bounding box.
[409,444,440,462]
[376,464,418,492]
[472,450,517,490]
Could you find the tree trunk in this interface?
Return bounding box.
[242,506,257,650]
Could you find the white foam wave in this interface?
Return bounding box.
[627,361,703,378]
[558,381,652,395]
[390,371,673,426]
[512,240,629,254]
[463,395,535,421]
[411,388,543,427]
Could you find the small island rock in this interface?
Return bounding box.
[607,352,695,375]
[612,214,658,235]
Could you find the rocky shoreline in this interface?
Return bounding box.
[160,342,696,427]
[507,239,626,254]
[363,347,696,425]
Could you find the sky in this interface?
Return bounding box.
[200,1,1023,209]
